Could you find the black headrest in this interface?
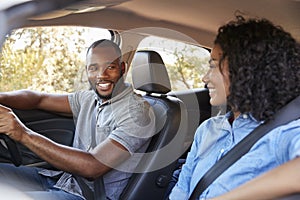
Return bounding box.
[131,50,171,94]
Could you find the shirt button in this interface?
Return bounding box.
[242,114,248,119]
[220,149,225,153]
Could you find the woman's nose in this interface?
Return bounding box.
[202,71,209,84]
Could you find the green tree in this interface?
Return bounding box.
[166,46,209,90]
[0,27,107,93]
[1,30,208,93]
[136,36,210,91]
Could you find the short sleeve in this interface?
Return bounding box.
[109,95,156,154]
[68,90,94,119]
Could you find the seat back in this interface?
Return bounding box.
[119,50,188,200]
[169,88,211,158]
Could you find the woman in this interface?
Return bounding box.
[169,16,300,200]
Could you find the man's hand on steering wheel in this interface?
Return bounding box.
[0,104,23,166]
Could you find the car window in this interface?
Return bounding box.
[0,26,111,93]
[133,36,210,91]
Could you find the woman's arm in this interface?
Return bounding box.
[211,157,300,200]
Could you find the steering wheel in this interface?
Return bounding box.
[0,135,22,166]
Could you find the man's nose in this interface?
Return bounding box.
[96,66,108,77]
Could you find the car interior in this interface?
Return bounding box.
[0,0,299,199]
[120,50,188,199]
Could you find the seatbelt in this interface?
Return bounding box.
[189,95,300,200]
[91,103,106,200]
[75,102,106,200]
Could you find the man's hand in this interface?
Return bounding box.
[0,104,27,142]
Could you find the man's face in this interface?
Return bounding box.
[86,46,125,101]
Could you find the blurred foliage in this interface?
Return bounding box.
[0,27,209,93]
[0,26,108,93]
[167,46,209,90]
[137,36,210,91]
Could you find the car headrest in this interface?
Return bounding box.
[131,50,171,94]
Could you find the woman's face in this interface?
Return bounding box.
[202,44,230,106]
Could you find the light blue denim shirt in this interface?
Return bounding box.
[169,112,300,200]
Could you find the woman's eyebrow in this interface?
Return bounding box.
[209,58,217,64]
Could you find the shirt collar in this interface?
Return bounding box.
[224,111,261,122]
[94,83,133,107]
[221,111,262,130]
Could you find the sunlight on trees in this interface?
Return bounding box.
[0,26,110,93]
[137,36,210,91]
[0,27,209,93]
[167,46,209,90]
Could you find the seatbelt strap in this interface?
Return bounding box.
[91,103,106,200]
[75,102,106,200]
[189,95,300,200]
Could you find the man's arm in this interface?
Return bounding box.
[0,89,72,114]
[211,157,300,200]
[21,130,130,180]
[0,104,130,180]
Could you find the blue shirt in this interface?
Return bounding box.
[169,112,300,200]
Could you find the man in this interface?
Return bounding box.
[0,39,155,200]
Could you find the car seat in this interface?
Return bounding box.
[119,50,188,200]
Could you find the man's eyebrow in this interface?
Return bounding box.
[107,61,118,65]
[87,63,98,67]
[102,59,119,65]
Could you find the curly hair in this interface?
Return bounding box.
[214,16,300,121]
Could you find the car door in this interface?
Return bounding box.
[0,109,75,167]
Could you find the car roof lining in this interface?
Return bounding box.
[20,0,300,48]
